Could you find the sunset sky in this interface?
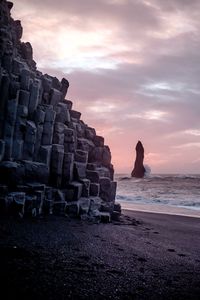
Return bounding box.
[12,0,200,174]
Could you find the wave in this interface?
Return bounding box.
[115,173,200,213]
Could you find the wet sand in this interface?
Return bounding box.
[0,210,200,300]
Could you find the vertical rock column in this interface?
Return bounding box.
[4,96,18,160]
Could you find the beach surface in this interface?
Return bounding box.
[0,210,200,300]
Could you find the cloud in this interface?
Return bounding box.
[12,0,200,173]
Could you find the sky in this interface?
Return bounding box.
[12,0,200,174]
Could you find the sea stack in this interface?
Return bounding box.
[131,141,145,178]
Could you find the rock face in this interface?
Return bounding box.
[0,0,119,222]
[131,141,145,178]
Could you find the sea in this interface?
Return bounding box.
[115,174,200,218]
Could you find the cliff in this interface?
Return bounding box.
[131,141,145,178]
[0,0,119,221]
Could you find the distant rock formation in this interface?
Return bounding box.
[0,0,120,222]
[131,141,145,178]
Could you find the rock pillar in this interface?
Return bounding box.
[131,141,145,178]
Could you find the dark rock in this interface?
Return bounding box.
[50,144,64,187]
[78,197,91,215]
[93,135,104,147]
[20,69,31,90]
[75,150,88,163]
[7,2,13,10]
[0,75,10,138]
[64,99,73,110]
[52,76,61,90]
[114,202,121,213]
[20,42,33,61]
[80,178,90,198]
[100,212,111,223]
[77,138,94,152]
[86,170,100,183]
[87,163,96,171]
[99,177,111,202]
[28,80,40,114]
[0,161,25,186]
[9,192,25,218]
[65,201,79,217]
[99,178,117,203]
[0,140,5,161]
[53,122,65,145]
[18,89,30,106]
[0,0,118,220]
[23,161,49,184]
[37,145,52,166]
[23,121,37,160]
[12,139,23,160]
[50,88,62,106]
[70,110,81,120]
[62,152,74,184]
[74,162,86,180]
[24,195,37,217]
[85,127,96,140]
[66,182,83,201]
[61,78,69,98]
[55,103,70,124]
[14,20,23,40]
[131,141,145,178]
[90,183,100,197]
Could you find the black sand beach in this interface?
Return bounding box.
[0,210,200,300]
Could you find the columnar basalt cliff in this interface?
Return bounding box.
[131,141,145,178]
[0,0,120,222]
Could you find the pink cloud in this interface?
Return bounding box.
[12,0,200,174]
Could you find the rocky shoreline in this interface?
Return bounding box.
[0,0,119,221]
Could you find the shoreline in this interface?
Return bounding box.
[0,210,200,299]
[119,202,200,218]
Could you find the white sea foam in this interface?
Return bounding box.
[115,173,200,217]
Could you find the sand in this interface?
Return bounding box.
[0,210,200,300]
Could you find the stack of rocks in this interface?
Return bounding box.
[0,0,120,222]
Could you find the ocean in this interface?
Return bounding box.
[115,174,200,218]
